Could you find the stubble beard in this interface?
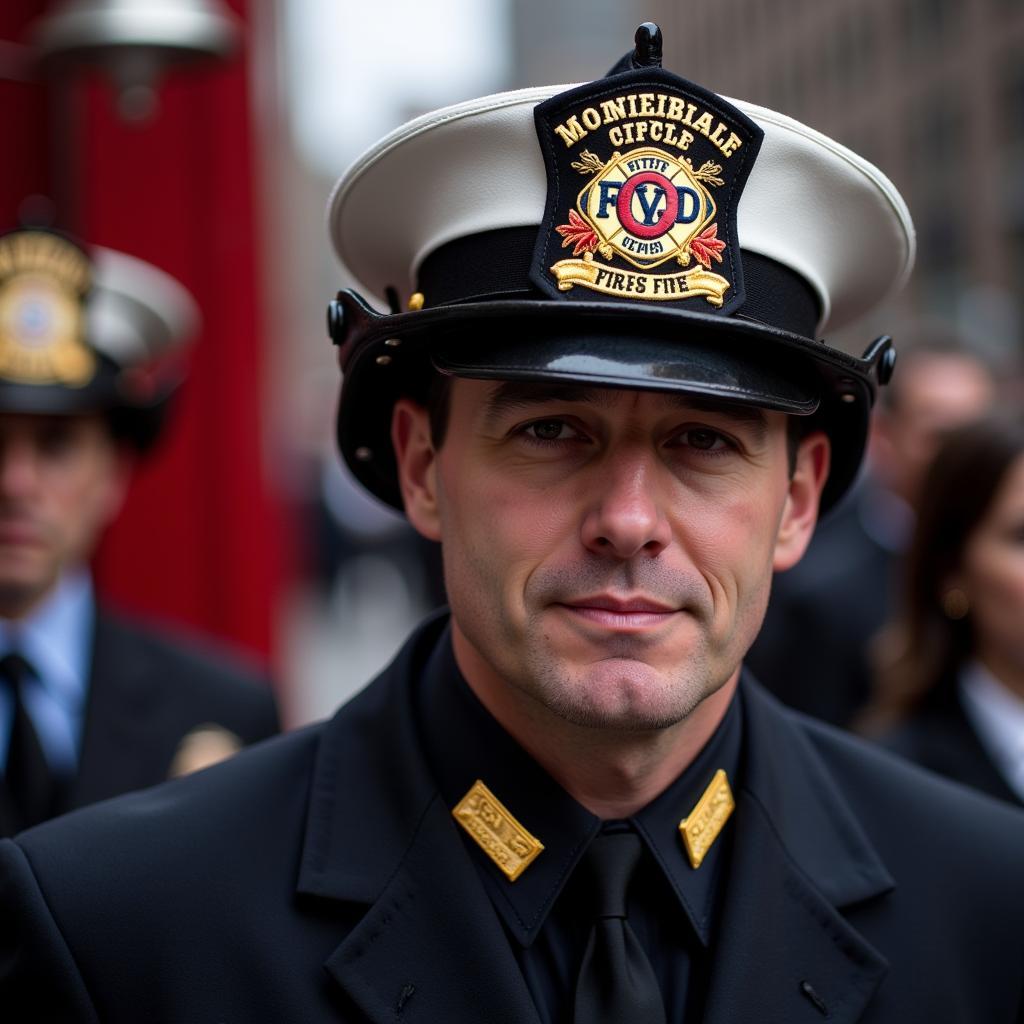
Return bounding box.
[512,555,728,733]
[520,627,720,732]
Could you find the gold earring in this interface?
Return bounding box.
[941,588,970,620]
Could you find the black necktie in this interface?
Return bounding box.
[574,829,667,1024]
[1,653,57,831]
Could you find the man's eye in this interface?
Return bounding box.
[674,427,733,453]
[524,419,575,442]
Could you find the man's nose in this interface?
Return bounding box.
[580,448,672,559]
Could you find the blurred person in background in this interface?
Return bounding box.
[746,329,998,726]
[0,225,279,838]
[865,413,1024,808]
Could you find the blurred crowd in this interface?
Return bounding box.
[750,330,1024,809]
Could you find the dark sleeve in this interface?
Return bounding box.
[0,839,100,1022]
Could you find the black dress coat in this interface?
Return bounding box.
[2,615,1023,1023]
[0,611,280,837]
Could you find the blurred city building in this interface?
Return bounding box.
[663,0,1024,355]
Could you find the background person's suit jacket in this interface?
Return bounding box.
[0,612,280,836]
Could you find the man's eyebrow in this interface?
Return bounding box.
[482,381,611,421]
[481,380,769,433]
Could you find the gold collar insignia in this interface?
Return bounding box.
[452,779,545,882]
[678,768,734,869]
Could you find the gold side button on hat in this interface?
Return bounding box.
[452,779,544,882]
[678,768,735,869]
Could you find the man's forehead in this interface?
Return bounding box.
[474,378,771,426]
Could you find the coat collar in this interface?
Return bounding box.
[297,616,895,1023]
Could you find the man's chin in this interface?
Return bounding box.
[543,657,710,732]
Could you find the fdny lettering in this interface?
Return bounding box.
[553,91,743,159]
[591,181,701,229]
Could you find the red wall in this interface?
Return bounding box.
[0,2,287,664]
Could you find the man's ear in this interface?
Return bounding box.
[391,398,442,541]
[773,430,830,571]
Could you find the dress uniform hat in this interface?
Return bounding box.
[0,225,199,449]
[327,24,915,513]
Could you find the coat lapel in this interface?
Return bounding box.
[296,615,541,1024]
[704,679,893,1024]
[323,794,542,1024]
[68,616,166,809]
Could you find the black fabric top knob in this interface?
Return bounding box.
[631,22,663,68]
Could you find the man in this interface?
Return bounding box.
[746,331,998,726]
[2,27,1023,1023]
[0,225,279,838]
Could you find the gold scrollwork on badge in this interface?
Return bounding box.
[550,251,729,305]
[452,779,544,882]
[678,769,735,869]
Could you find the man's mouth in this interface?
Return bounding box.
[556,594,681,630]
[0,521,45,546]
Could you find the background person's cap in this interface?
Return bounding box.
[0,227,199,449]
[326,24,914,513]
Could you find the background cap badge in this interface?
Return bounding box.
[531,66,763,315]
[0,231,96,387]
[0,225,199,450]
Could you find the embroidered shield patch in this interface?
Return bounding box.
[531,68,763,314]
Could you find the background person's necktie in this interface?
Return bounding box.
[1,652,57,830]
[574,828,668,1024]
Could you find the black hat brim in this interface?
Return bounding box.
[0,361,176,452]
[334,292,889,515]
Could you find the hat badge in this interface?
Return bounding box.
[0,231,96,388]
[553,144,729,304]
[530,67,764,316]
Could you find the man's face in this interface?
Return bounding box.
[395,379,827,735]
[872,352,994,505]
[0,413,130,617]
